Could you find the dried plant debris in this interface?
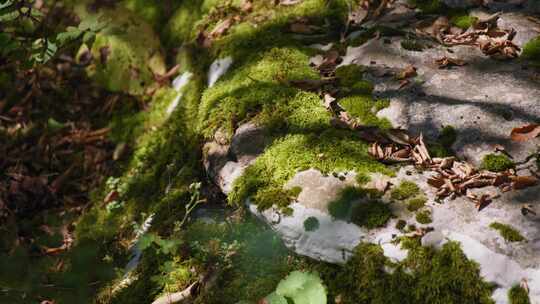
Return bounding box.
[511,124,540,142]
[435,56,466,68]
[362,128,538,210]
[416,12,520,60]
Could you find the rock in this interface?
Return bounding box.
[208,57,233,87]
[442,0,476,8]
[341,19,540,165]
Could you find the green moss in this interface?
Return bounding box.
[82,7,166,95]
[351,200,393,229]
[481,154,515,172]
[122,0,165,29]
[508,285,531,304]
[521,36,540,66]
[451,15,477,30]
[320,240,495,303]
[439,125,457,148]
[335,64,374,95]
[401,39,425,51]
[230,131,393,212]
[395,219,407,230]
[391,181,420,201]
[339,96,392,129]
[416,210,432,224]
[303,217,320,232]
[198,47,324,139]
[355,173,371,185]
[489,222,525,242]
[407,197,427,212]
[328,186,364,220]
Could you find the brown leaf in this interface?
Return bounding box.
[99,46,110,65]
[510,175,538,190]
[510,124,540,142]
[435,56,466,68]
[289,22,317,34]
[396,65,417,80]
[241,0,253,12]
[323,93,336,110]
[210,18,233,38]
[279,0,302,5]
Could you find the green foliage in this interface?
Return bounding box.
[489,222,525,242]
[80,7,166,95]
[304,217,320,232]
[415,210,432,224]
[355,173,371,185]
[508,285,531,304]
[521,36,540,66]
[351,200,393,229]
[391,181,421,200]
[407,197,427,212]
[481,154,515,172]
[274,271,327,304]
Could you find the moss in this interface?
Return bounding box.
[395,219,407,230]
[335,64,374,95]
[439,125,457,148]
[328,186,364,220]
[351,200,393,229]
[121,0,165,29]
[521,36,540,66]
[451,15,477,30]
[339,96,392,129]
[508,285,531,304]
[391,181,420,201]
[229,129,393,212]
[303,217,320,232]
[407,197,427,212]
[198,47,324,139]
[489,222,525,242]
[355,173,371,185]
[416,210,432,224]
[320,240,495,303]
[481,154,515,172]
[401,39,425,51]
[81,7,166,95]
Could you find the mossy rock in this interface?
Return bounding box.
[351,200,392,229]
[508,285,531,304]
[522,36,540,66]
[415,210,432,224]
[391,181,420,201]
[451,15,477,30]
[481,154,515,172]
[82,8,166,95]
[303,217,320,232]
[407,197,426,212]
[489,222,525,242]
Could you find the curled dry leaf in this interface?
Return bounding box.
[278,0,302,5]
[510,175,538,190]
[510,124,540,142]
[435,56,466,68]
[396,65,417,80]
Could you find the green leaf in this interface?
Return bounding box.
[265,292,288,304]
[56,27,83,44]
[138,233,158,251]
[275,271,327,304]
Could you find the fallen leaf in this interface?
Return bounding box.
[396,65,417,80]
[279,0,302,5]
[210,18,233,38]
[241,0,253,12]
[510,124,540,142]
[510,175,538,190]
[289,22,318,34]
[435,56,466,68]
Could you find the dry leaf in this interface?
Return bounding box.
[435,56,466,68]
[396,65,417,80]
[510,176,538,190]
[279,0,302,5]
[510,124,540,142]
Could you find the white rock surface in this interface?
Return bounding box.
[166,72,193,115]
[208,57,233,87]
